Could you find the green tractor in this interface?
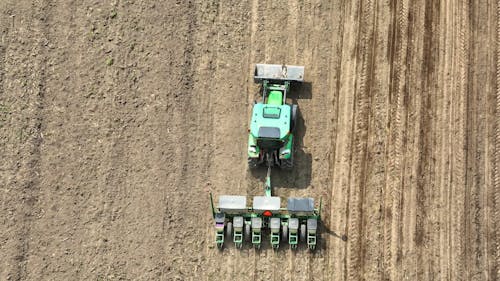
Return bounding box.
[247,64,304,170]
[210,65,321,250]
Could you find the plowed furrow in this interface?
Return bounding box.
[345,0,375,280]
[384,1,409,279]
[493,0,500,278]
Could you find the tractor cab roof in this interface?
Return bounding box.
[250,103,291,139]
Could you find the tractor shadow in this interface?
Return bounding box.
[277,81,312,189]
[317,223,348,251]
[292,81,312,100]
[272,109,311,189]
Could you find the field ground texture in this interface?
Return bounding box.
[0,0,499,280]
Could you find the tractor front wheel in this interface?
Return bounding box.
[291,104,298,131]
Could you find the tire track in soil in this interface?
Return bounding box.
[325,0,347,280]
[300,2,336,280]
[131,1,203,279]
[0,16,12,279]
[445,2,457,279]
[449,0,469,279]
[415,0,442,279]
[0,1,43,279]
[458,1,470,279]
[201,1,253,280]
[162,0,221,279]
[407,1,446,279]
[10,1,52,280]
[196,0,226,279]
[399,1,427,279]
[0,44,5,134]
[344,0,376,280]
[161,1,217,279]
[383,1,409,280]
[83,1,131,274]
[420,4,469,280]
[494,0,500,278]
[363,1,391,280]
[201,0,252,280]
[462,0,493,280]
[350,0,383,279]
[465,1,494,279]
[439,1,453,279]
[0,0,9,203]
[23,2,89,278]
[436,1,453,279]
[396,0,422,279]
[187,12,222,280]
[480,1,499,274]
[330,1,362,280]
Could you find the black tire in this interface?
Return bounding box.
[281,159,293,170]
[281,151,293,170]
[300,224,306,243]
[245,224,251,242]
[282,224,288,242]
[248,158,259,169]
[226,222,232,239]
[290,104,298,131]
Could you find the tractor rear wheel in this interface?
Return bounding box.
[248,158,259,169]
[281,152,293,170]
[290,104,298,131]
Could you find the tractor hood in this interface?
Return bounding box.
[250,103,291,139]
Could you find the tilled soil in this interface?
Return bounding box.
[1,1,499,280]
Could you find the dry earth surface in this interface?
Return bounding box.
[1,0,499,280]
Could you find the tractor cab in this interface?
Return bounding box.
[249,83,292,154]
[249,102,291,151]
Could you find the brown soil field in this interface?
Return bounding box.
[1,0,499,280]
